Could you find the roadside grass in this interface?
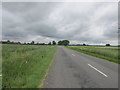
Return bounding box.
[0,44,2,89]
[67,46,119,64]
[2,44,56,88]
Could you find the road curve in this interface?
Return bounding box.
[43,46,118,88]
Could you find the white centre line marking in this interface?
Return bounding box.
[72,54,75,56]
[88,64,108,77]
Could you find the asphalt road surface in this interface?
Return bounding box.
[43,46,118,88]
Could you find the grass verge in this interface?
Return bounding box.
[67,46,119,64]
[2,44,56,88]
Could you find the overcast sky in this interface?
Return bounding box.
[2,2,118,45]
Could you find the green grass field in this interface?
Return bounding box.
[2,44,56,88]
[68,46,119,64]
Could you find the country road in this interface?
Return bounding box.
[43,46,118,88]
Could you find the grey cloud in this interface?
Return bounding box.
[3,2,60,22]
[27,23,58,38]
[2,2,118,45]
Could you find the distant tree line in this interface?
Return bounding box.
[1,40,47,45]
[0,40,112,46]
[0,40,70,46]
[1,40,21,44]
[48,40,70,46]
[69,43,88,46]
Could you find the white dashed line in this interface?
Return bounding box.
[72,54,75,56]
[88,64,108,77]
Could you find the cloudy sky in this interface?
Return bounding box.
[2,2,118,45]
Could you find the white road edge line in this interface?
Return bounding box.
[72,54,75,56]
[88,64,108,77]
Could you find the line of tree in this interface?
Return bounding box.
[1,40,70,46]
[48,41,56,45]
[0,40,46,45]
[48,40,70,46]
[1,40,111,46]
[1,40,21,44]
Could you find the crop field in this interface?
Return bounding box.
[2,44,56,88]
[68,46,119,64]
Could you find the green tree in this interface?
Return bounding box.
[83,43,86,46]
[106,44,110,46]
[52,41,56,45]
[58,40,70,46]
[7,40,10,43]
[31,41,35,45]
[48,42,51,45]
[58,40,62,45]
[62,40,70,46]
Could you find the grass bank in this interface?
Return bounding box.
[67,46,119,64]
[2,44,56,88]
